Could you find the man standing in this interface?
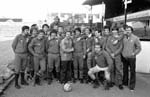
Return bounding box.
[46,30,61,85]
[106,28,124,90]
[28,30,46,86]
[27,28,38,80]
[122,26,141,91]
[73,28,86,83]
[102,26,111,50]
[12,26,30,89]
[84,28,94,70]
[50,16,60,30]
[102,26,115,87]
[57,26,65,40]
[42,24,49,35]
[84,28,94,83]
[60,31,74,84]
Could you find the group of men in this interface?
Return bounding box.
[12,17,141,92]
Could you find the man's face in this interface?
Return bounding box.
[53,25,58,31]
[119,27,125,36]
[51,33,56,39]
[95,31,100,37]
[112,30,119,38]
[66,32,71,39]
[32,29,38,37]
[46,31,51,35]
[23,29,29,35]
[62,33,65,38]
[58,27,63,33]
[125,28,132,36]
[81,25,85,32]
[75,30,80,36]
[37,33,44,39]
[43,26,49,32]
[85,28,90,35]
[103,28,110,36]
[54,18,59,23]
[95,45,101,53]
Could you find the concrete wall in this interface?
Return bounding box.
[136,41,150,73]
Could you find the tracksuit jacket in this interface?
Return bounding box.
[91,50,113,69]
[73,36,86,54]
[46,38,60,54]
[60,37,73,61]
[122,34,141,58]
[12,34,29,54]
[28,37,46,56]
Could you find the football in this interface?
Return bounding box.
[63,83,72,92]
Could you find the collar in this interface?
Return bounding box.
[88,34,92,38]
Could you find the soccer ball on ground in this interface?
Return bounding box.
[63,82,72,92]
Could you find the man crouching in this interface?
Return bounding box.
[88,45,113,90]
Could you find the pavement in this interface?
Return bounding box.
[3,73,150,97]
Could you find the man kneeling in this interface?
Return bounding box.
[88,45,113,90]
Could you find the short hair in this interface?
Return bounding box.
[31,24,37,28]
[66,31,71,34]
[42,24,49,29]
[50,29,57,36]
[85,27,92,32]
[38,29,45,34]
[30,28,38,35]
[95,44,102,48]
[104,26,110,31]
[111,27,119,31]
[58,25,63,28]
[125,26,134,32]
[22,26,30,32]
[74,27,81,33]
[54,16,60,21]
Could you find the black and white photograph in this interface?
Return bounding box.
[0,0,150,97]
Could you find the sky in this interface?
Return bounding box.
[0,0,90,22]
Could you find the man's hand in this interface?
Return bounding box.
[111,53,115,58]
[77,37,81,41]
[132,52,135,56]
[95,56,98,60]
[83,55,86,59]
[71,48,74,52]
[87,48,90,52]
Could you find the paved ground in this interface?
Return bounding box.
[3,73,150,97]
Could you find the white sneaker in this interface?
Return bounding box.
[130,89,135,92]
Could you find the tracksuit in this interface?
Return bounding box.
[28,37,46,85]
[12,34,29,88]
[85,35,94,69]
[60,37,74,83]
[122,34,141,90]
[46,37,61,82]
[73,36,86,80]
[106,36,123,86]
[88,50,113,89]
